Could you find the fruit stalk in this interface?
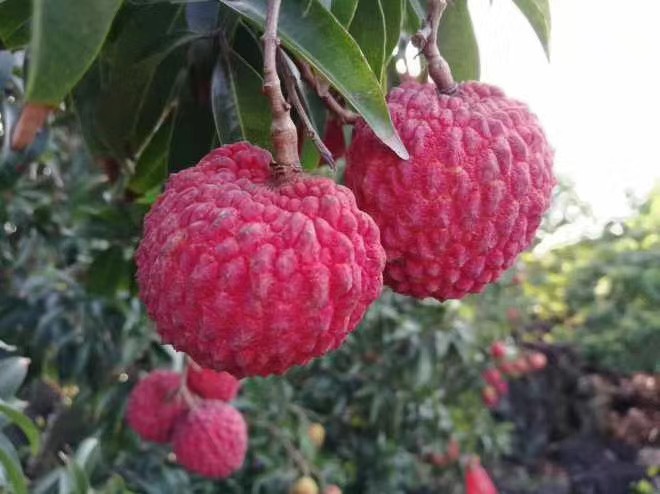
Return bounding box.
[263,0,301,179]
[411,0,457,94]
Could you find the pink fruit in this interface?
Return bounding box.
[173,401,247,479]
[346,82,554,300]
[466,457,498,494]
[482,386,500,409]
[490,342,507,360]
[528,352,548,371]
[126,371,188,443]
[186,363,240,401]
[136,142,385,378]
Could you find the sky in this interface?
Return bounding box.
[467,0,660,223]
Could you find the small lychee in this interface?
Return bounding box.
[346,82,554,300]
[290,476,319,494]
[307,423,326,448]
[465,456,498,494]
[125,371,188,443]
[186,362,240,401]
[324,485,342,494]
[528,352,547,371]
[173,401,247,479]
[136,142,386,378]
[490,342,507,360]
[482,386,499,409]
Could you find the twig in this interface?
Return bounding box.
[298,62,358,124]
[263,0,301,180]
[277,49,336,168]
[11,103,51,151]
[411,0,457,94]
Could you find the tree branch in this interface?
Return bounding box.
[277,49,336,169]
[298,62,358,124]
[263,0,301,180]
[411,0,457,94]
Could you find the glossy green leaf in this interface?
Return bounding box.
[86,247,126,297]
[0,448,27,494]
[25,0,124,104]
[0,403,40,456]
[219,0,408,159]
[350,0,386,81]
[0,357,29,400]
[169,78,215,173]
[512,0,551,59]
[128,114,175,194]
[93,4,185,159]
[438,0,480,81]
[0,0,31,49]
[331,0,358,27]
[382,0,405,67]
[211,46,271,149]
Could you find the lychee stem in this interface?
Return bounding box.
[263,0,302,180]
[411,0,457,94]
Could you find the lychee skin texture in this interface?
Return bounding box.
[186,365,240,402]
[346,82,555,300]
[136,142,385,378]
[173,401,247,479]
[126,371,188,443]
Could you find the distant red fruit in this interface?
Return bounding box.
[512,357,532,375]
[465,457,498,494]
[497,361,518,376]
[482,386,499,409]
[322,118,346,163]
[490,342,507,360]
[528,352,548,371]
[446,439,461,462]
[173,401,247,478]
[187,364,240,401]
[126,371,188,443]
[482,368,503,387]
[506,307,521,323]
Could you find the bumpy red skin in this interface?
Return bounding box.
[136,142,385,378]
[346,82,555,300]
[187,366,240,401]
[173,402,247,479]
[126,371,188,443]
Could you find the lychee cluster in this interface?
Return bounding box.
[125,367,246,479]
[346,81,554,301]
[421,438,461,469]
[482,341,548,408]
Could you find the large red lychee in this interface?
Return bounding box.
[186,363,240,401]
[125,371,188,443]
[346,82,554,300]
[465,457,498,494]
[173,401,247,479]
[136,142,385,378]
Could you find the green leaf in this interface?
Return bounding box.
[169,77,216,173]
[0,403,40,456]
[25,0,124,105]
[0,447,27,494]
[437,0,480,81]
[128,114,175,194]
[86,247,126,297]
[382,0,405,67]
[331,0,358,27]
[0,0,31,49]
[0,357,29,400]
[211,45,271,149]
[219,0,408,159]
[512,0,551,59]
[349,0,386,81]
[93,4,186,159]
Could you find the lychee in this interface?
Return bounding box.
[186,362,240,401]
[528,352,547,371]
[307,423,326,448]
[136,142,386,378]
[125,371,188,443]
[465,456,498,494]
[291,476,319,494]
[490,341,507,360]
[346,82,554,300]
[482,386,499,409]
[173,401,247,479]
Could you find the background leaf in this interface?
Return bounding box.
[219,0,409,159]
[0,447,27,494]
[0,403,40,456]
[349,0,386,81]
[0,358,29,400]
[331,0,359,27]
[0,0,31,49]
[25,0,124,105]
[437,0,480,81]
[128,115,175,194]
[512,0,551,59]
